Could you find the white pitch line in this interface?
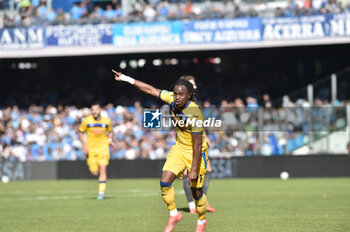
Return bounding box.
[0,190,184,201]
[0,189,161,195]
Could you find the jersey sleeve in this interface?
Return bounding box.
[159,90,174,105]
[79,118,87,133]
[189,107,204,134]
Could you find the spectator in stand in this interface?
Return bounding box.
[183,0,193,17]
[104,4,116,22]
[275,7,285,17]
[31,0,39,8]
[168,3,184,19]
[285,0,297,17]
[19,0,30,10]
[70,2,83,22]
[158,1,169,19]
[80,1,88,20]
[90,5,104,23]
[84,0,94,15]
[262,94,272,108]
[0,0,5,10]
[55,8,65,24]
[255,1,266,16]
[115,4,123,17]
[36,0,46,20]
[45,7,56,23]
[143,4,156,21]
[9,0,20,11]
[246,6,258,17]
[325,0,341,13]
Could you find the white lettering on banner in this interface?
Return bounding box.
[263,22,325,40]
[193,21,217,30]
[183,31,213,43]
[114,36,137,47]
[193,20,249,31]
[217,20,249,29]
[14,29,26,43]
[123,25,171,36]
[0,28,44,49]
[214,29,260,41]
[27,28,44,48]
[139,34,181,46]
[0,29,12,44]
[46,24,112,46]
[330,19,350,36]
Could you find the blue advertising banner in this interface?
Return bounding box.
[112,21,182,47]
[182,18,261,44]
[260,14,349,40]
[0,27,45,49]
[46,24,113,46]
[328,13,350,37]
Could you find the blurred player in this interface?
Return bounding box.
[179,76,216,214]
[78,102,114,200]
[113,70,208,232]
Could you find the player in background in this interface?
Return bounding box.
[78,102,114,200]
[179,76,216,214]
[113,70,208,232]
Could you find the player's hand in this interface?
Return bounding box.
[204,134,211,147]
[112,69,123,81]
[205,138,211,148]
[187,170,198,183]
[109,141,116,149]
[207,159,213,172]
[83,144,89,155]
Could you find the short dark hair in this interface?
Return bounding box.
[170,79,197,101]
[91,101,101,107]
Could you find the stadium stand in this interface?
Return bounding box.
[0,0,349,27]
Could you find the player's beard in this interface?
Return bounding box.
[93,113,101,121]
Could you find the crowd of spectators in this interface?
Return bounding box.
[0,0,349,28]
[0,93,347,162]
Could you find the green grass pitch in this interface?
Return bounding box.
[0,178,349,232]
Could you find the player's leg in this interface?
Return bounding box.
[161,170,183,232]
[161,170,177,213]
[97,165,107,200]
[183,170,196,213]
[97,151,109,200]
[87,153,99,176]
[191,186,207,232]
[188,151,208,232]
[161,148,186,232]
[203,160,216,213]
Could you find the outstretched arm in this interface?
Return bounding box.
[112,70,161,98]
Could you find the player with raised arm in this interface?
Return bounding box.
[179,76,216,214]
[78,102,114,200]
[113,70,208,232]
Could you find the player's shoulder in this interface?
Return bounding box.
[189,100,199,108]
[162,90,173,95]
[82,115,92,122]
[184,101,202,118]
[101,116,111,123]
[161,90,173,97]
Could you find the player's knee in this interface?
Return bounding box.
[160,171,176,183]
[160,181,172,188]
[99,166,106,174]
[191,188,203,200]
[91,171,98,176]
